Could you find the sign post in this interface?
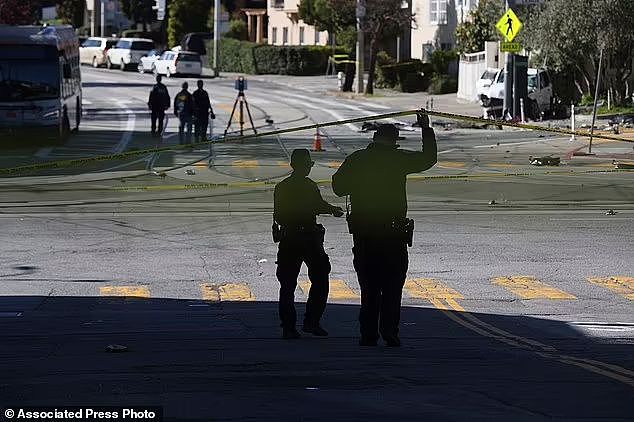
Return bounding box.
[496,7,523,119]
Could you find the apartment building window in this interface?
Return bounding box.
[272,27,278,44]
[430,0,447,24]
[282,27,288,45]
[299,27,305,45]
[422,43,433,63]
[273,0,285,8]
[314,30,320,45]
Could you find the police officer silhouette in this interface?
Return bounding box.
[273,149,344,339]
[332,111,437,346]
[147,74,170,137]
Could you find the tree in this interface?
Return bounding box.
[455,0,504,54]
[0,0,40,25]
[525,0,634,105]
[361,0,415,94]
[167,0,211,47]
[56,0,85,28]
[224,19,248,41]
[120,0,155,31]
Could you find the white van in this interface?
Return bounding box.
[106,38,154,70]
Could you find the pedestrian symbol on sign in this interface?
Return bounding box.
[496,8,523,42]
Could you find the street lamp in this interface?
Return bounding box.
[355,0,365,94]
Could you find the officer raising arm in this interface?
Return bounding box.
[332,110,436,347]
[274,149,344,340]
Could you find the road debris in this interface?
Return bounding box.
[605,209,617,216]
[529,155,560,166]
[258,259,268,264]
[185,169,196,175]
[105,344,128,353]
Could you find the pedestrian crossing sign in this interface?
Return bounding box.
[496,8,523,42]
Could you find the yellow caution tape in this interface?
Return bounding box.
[101,167,632,193]
[1,108,632,176]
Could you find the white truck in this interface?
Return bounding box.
[478,68,553,120]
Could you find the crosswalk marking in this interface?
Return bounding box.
[404,278,465,311]
[99,286,150,298]
[200,283,256,302]
[588,276,634,300]
[492,276,576,300]
[232,159,259,168]
[299,279,359,301]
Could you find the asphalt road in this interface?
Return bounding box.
[0,66,633,421]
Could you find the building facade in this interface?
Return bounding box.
[410,0,478,61]
[267,0,327,46]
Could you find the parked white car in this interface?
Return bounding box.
[106,38,154,70]
[475,68,500,99]
[152,50,202,77]
[137,49,163,73]
[479,68,553,120]
[79,37,118,68]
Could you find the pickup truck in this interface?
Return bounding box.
[478,68,553,120]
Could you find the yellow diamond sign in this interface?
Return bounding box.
[496,8,523,42]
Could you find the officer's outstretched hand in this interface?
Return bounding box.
[331,206,344,217]
[417,110,430,128]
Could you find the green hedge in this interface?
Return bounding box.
[428,74,458,95]
[208,40,347,76]
[376,60,433,92]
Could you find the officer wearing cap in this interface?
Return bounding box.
[332,111,437,347]
[273,149,344,339]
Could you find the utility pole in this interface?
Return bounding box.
[100,0,105,37]
[213,0,220,77]
[502,0,512,119]
[588,48,603,154]
[355,0,365,94]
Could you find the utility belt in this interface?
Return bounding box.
[272,222,325,243]
[346,214,414,247]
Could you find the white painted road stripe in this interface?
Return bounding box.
[112,99,136,153]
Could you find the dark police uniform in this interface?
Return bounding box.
[147,82,170,136]
[274,169,339,334]
[332,119,437,345]
[192,86,214,141]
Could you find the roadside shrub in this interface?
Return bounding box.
[580,94,594,106]
[430,49,459,75]
[428,74,458,94]
[214,38,256,73]
[224,19,248,41]
[400,72,427,93]
[252,45,282,74]
[209,40,341,75]
[377,60,424,90]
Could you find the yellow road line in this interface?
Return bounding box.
[437,161,466,169]
[588,276,634,300]
[327,161,342,168]
[492,276,576,300]
[419,280,634,387]
[232,160,259,168]
[200,283,255,302]
[277,161,291,168]
[299,279,359,301]
[99,286,150,298]
[405,278,464,301]
[485,163,519,168]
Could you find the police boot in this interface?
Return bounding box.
[302,323,328,337]
[282,327,301,340]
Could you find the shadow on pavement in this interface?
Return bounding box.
[0,295,632,421]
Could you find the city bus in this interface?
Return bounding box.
[0,25,81,144]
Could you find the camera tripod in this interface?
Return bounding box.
[223,89,258,137]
